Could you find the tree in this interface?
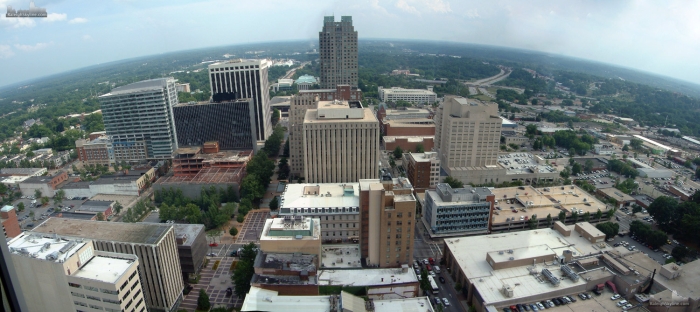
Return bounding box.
[571,211,580,223]
[96,212,105,221]
[240,174,265,201]
[571,162,583,175]
[526,124,538,136]
[54,189,65,205]
[443,176,464,189]
[113,201,123,214]
[672,246,689,261]
[582,212,591,222]
[632,204,643,213]
[34,189,42,198]
[40,196,49,206]
[558,210,567,222]
[622,144,629,152]
[528,214,538,229]
[17,202,25,212]
[647,230,669,249]
[595,222,620,239]
[269,196,279,210]
[29,211,35,220]
[630,138,643,149]
[559,167,570,179]
[229,227,238,237]
[416,143,425,153]
[393,146,403,159]
[419,269,431,294]
[595,209,604,222]
[197,289,211,311]
[546,214,553,227]
[584,159,594,173]
[232,243,257,298]
[272,108,281,126]
[531,98,538,105]
[648,196,678,230]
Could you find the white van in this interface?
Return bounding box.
[433,265,441,274]
[31,200,37,204]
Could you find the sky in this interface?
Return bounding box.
[1,0,700,87]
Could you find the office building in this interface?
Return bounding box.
[302,100,379,183]
[260,217,322,258]
[423,183,493,237]
[100,78,179,161]
[272,78,294,92]
[208,59,272,141]
[8,232,146,312]
[377,86,437,104]
[33,218,184,312]
[140,223,207,281]
[295,74,317,90]
[403,152,441,192]
[173,99,256,150]
[1,206,20,238]
[289,94,319,175]
[298,84,362,101]
[319,16,358,89]
[279,183,360,243]
[434,96,503,185]
[359,178,416,268]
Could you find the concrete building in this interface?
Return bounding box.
[251,251,319,296]
[139,223,207,282]
[319,16,358,89]
[382,118,435,136]
[154,147,249,199]
[269,95,291,118]
[100,78,179,161]
[597,187,636,208]
[289,94,319,176]
[272,78,294,92]
[1,205,20,238]
[317,266,419,299]
[279,183,360,243]
[175,82,190,93]
[302,100,379,183]
[359,178,417,268]
[260,217,322,258]
[434,96,502,185]
[593,143,616,155]
[384,136,434,154]
[377,86,437,104]
[62,168,155,198]
[33,218,184,312]
[19,170,68,197]
[0,167,47,177]
[208,59,272,142]
[298,84,362,101]
[73,200,115,219]
[403,152,441,192]
[295,74,317,90]
[376,105,432,122]
[8,232,146,312]
[443,225,619,312]
[173,99,256,150]
[423,183,494,237]
[76,136,114,166]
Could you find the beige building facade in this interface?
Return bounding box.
[260,217,322,258]
[302,100,379,183]
[434,96,502,184]
[289,94,319,176]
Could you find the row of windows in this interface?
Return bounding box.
[325,223,356,228]
[323,231,357,236]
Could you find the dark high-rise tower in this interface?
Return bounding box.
[319,16,358,89]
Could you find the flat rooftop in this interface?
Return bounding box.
[280,183,359,211]
[260,217,321,241]
[321,245,361,268]
[72,252,137,284]
[157,167,244,184]
[174,149,252,163]
[383,136,433,143]
[655,259,700,299]
[498,153,557,175]
[33,218,171,245]
[372,297,434,312]
[101,78,172,97]
[8,232,86,263]
[138,222,204,247]
[304,106,376,124]
[406,152,439,163]
[241,287,331,312]
[256,252,317,272]
[318,267,418,287]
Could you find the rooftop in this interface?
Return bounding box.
[295,75,317,84]
[8,232,87,263]
[240,287,333,312]
[379,87,436,95]
[656,259,700,299]
[406,152,439,163]
[498,153,557,175]
[383,136,433,143]
[173,149,252,164]
[209,58,271,68]
[305,103,376,124]
[157,167,245,184]
[280,183,359,210]
[170,223,205,247]
[22,171,65,184]
[32,218,171,245]
[321,245,361,268]
[260,217,321,241]
[371,296,435,312]
[383,118,435,127]
[597,187,635,202]
[256,252,317,272]
[1,205,14,212]
[100,78,173,97]
[269,96,292,106]
[72,251,138,284]
[317,267,418,287]
[50,211,97,220]
[428,183,492,205]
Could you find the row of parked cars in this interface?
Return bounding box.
[502,293,590,312]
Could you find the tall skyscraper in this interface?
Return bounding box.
[434,96,502,184]
[208,59,272,142]
[289,94,319,176]
[319,16,358,89]
[100,78,179,161]
[302,99,379,183]
[173,99,256,150]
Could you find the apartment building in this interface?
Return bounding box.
[173,99,256,150]
[302,100,379,183]
[319,16,358,88]
[208,59,272,141]
[423,183,493,237]
[33,218,184,312]
[403,152,441,192]
[359,178,417,268]
[8,233,146,312]
[76,136,114,166]
[434,96,503,185]
[377,86,437,104]
[278,183,360,243]
[288,94,319,176]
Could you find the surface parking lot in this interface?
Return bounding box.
[502,288,641,312]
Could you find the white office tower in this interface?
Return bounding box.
[208,59,273,142]
[100,78,179,161]
[8,232,146,312]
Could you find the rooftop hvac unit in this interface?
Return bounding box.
[499,251,504,255]
[508,250,514,254]
[45,251,59,261]
[40,242,51,252]
[509,257,515,260]
[560,265,580,282]
[541,268,560,286]
[59,241,77,254]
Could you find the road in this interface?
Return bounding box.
[282,61,310,79]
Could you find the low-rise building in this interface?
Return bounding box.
[423,183,493,237]
[260,217,322,259]
[596,187,636,208]
[593,143,616,155]
[377,86,437,104]
[279,183,360,243]
[383,136,434,153]
[403,152,441,192]
[19,170,68,197]
[318,266,419,299]
[0,167,47,177]
[61,168,155,198]
[251,251,319,296]
[1,205,21,238]
[669,185,692,201]
[269,95,291,118]
[73,200,115,219]
[272,78,294,92]
[382,118,435,136]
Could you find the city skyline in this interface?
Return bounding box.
[0,1,699,88]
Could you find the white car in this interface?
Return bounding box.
[442,298,450,306]
[623,304,633,310]
[611,294,621,300]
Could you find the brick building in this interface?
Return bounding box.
[18,170,68,197]
[298,85,362,101]
[384,136,434,154]
[403,152,441,192]
[1,205,21,238]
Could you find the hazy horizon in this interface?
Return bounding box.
[1,0,699,88]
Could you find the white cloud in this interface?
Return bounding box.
[395,0,420,15]
[422,0,452,13]
[69,18,88,24]
[14,42,53,52]
[465,8,479,19]
[0,45,14,58]
[44,13,67,22]
[82,35,92,40]
[0,15,36,28]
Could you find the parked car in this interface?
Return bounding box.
[611,294,621,300]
